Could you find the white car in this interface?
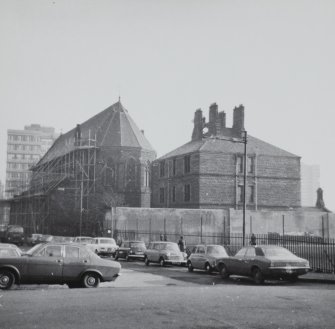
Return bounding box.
[87,237,119,257]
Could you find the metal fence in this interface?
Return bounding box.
[115,229,335,274]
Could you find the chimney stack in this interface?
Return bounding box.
[192,109,203,141]
[233,105,245,132]
[208,103,218,136]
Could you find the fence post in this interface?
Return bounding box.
[322,215,324,239]
[282,214,285,246]
[200,216,203,244]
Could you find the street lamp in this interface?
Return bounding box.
[242,130,247,246]
[218,131,248,245]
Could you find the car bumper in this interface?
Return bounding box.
[165,260,187,266]
[128,254,145,259]
[265,267,310,277]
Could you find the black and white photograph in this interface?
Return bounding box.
[0,1,334,328]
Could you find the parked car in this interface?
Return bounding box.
[0,242,121,290]
[187,244,229,273]
[216,245,310,284]
[0,243,22,257]
[72,236,94,244]
[144,241,187,267]
[26,234,43,246]
[87,237,118,257]
[115,241,146,261]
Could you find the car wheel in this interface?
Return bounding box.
[252,268,264,285]
[0,270,15,290]
[159,258,165,267]
[187,261,194,272]
[144,256,150,266]
[219,264,230,279]
[82,273,100,288]
[205,263,213,274]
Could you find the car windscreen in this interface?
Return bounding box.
[263,247,295,257]
[7,226,24,233]
[79,238,94,243]
[99,239,116,244]
[26,244,44,255]
[130,242,146,249]
[206,245,228,257]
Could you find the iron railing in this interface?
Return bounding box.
[114,230,335,273]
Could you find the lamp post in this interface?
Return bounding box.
[217,131,248,246]
[242,130,247,246]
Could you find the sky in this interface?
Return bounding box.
[0,0,334,211]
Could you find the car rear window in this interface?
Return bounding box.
[100,239,116,244]
[0,248,19,257]
[206,245,228,257]
[263,247,294,257]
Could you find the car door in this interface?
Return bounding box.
[152,243,161,262]
[63,245,90,282]
[243,247,257,275]
[229,247,247,275]
[26,245,63,284]
[196,246,206,269]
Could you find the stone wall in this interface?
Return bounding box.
[107,207,335,244]
[230,208,335,238]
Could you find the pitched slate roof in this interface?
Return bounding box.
[158,135,299,160]
[37,101,155,166]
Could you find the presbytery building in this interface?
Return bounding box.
[151,103,301,210]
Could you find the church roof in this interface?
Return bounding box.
[37,101,155,166]
[158,135,300,160]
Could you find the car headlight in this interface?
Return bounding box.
[305,261,310,268]
[166,252,171,258]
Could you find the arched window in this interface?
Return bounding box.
[125,158,137,191]
[104,158,115,186]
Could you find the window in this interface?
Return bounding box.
[236,155,243,173]
[37,245,62,257]
[159,187,165,203]
[197,246,205,254]
[248,156,255,174]
[238,185,244,203]
[249,185,255,203]
[172,158,176,176]
[172,186,176,203]
[184,184,190,202]
[159,161,165,177]
[65,246,80,258]
[184,155,191,173]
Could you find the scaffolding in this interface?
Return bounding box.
[10,133,98,235]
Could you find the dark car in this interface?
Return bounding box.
[187,244,229,273]
[144,241,187,267]
[114,241,146,261]
[0,242,121,290]
[217,245,310,284]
